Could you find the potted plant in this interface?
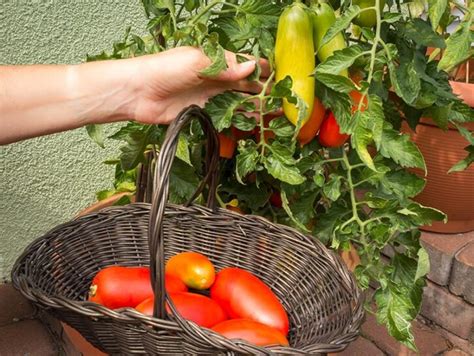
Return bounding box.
[404,6,474,232]
[85,0,473,351]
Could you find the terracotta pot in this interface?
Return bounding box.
[76,192,134,217]
[405,80,474,233]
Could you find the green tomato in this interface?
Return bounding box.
[352,0,386,28]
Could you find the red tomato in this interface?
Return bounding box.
[269,191,282,208]
[88,267,188,309]
[210,267,289,336]
[136,292,227,328]
[165,251,215,290]
[318,111,349,148]
[218,133,237,159]
[212,319,289,347]
[297,96,326,146]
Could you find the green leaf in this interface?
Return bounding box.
[415,247,430,281]
[232,113,257,132]
[108,122,147,141]
[380,124,425,170]
[351,95,384,170]
[86,124,105,148]
[398,19,446,48]
[323,174,342,201]
[221,180,270,210]
[448,145,474,173]
[423,105,451,130]
[269,117,294,137]
[320,6,361,50]
[375,286,417,350]
[399,202,447,225]
[264,156,305,185]
[383,13,402,24]
[269,141,297,165]
[119,127,152,171]
[97,190,116,201]
[381,170,426,199]
[200,33,228,77]
[315,45,365,76]
[271,76,295,103]
[176,134,191,165]
[280,190,311,233]
[169,159,200,203]
[205,91,246,131]
[238,0,280,29]
[389,60,421,106]
[316,73,356,94]
[235,140,259,184]
[316,82,352,134]
[428,0,448,31]
[184,0,199,12]
[438,19,473,72]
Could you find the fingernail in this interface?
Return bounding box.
[239,60,256,71]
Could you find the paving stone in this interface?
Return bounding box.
[0,319,57,356]
[420,231,474,286]
[421,280,474,340]
[428,320,474,355]
[443,348,470,356]
[0,283,35,326]
[361,311,449,355]
[449,241,474,304]
[328,336,384,356]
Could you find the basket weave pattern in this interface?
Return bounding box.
[12,106,364,355]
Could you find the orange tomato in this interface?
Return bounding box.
[165,251,216,290]
[212,319,289,347]
[136,292,228,328]
[218,133,237,159]
[297,96,326,145]
[350,90,368,113]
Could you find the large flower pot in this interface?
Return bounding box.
[407,81,474,233]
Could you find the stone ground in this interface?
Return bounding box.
[0,283,471,356]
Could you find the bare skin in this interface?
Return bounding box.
[0,46,269,145]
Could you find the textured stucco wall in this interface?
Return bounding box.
[0,1,147,280]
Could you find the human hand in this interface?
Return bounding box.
[126,46,270,124]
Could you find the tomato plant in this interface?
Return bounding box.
[210,267,289,336]
[87,0,474,350]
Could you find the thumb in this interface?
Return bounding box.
[215,60,256,81]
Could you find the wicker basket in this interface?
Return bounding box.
[12,105,364,355]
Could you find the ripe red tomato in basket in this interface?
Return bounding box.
[165,251,216,290]
[88,266,187,309]
[210,267,289,336]
[136,292,227,328]
[212,319,289,347]
[218,132,237,159]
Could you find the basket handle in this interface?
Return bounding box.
[148,104,220,320]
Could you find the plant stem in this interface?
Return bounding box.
[342,150,367,245]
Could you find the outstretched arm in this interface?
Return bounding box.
[0,46,266,145]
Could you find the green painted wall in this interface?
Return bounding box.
[0,1,147,280]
